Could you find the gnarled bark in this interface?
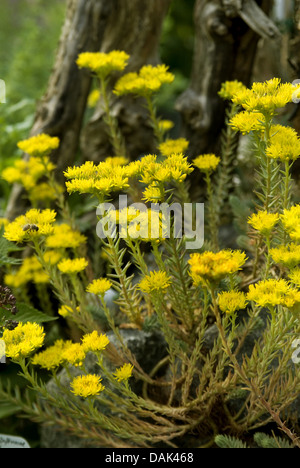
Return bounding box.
[175,0,281,158]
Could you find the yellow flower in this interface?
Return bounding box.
[71,374,105,398]
[281,205,300,237]
[3,209,56,243]
[142,184,164,203]
[113,363,134,382]
[64,161,99,180]
[248,211,279,236]
[86,278,112,295]
[229,111,265,134]
[284,289,300,310]
[218,80,248,101]
[58,258,88,275]
[158,138,189,156]
[62,342,86,367]
[247,279,300,309]
[158,120,174,133]
[270,244,300,269]
[17,134,60,156]
[139,271,171,294]
[77,50,130,78]
[87,89,101,108]
[81,331,110,353]
[58,305,74,318]
[4,256,49,289]
[189,250,247,286]
[114,64,174,97]
[218,291,248,314]
[0,217,9,228]
[193,154,220,172]
[31,340,72,371]
[29,182,58,203]
[105,156,129,167]
[266,125,300,162]
[46,224,87,250]
[232,78,295,115]
[281,205,300,242]
[64,160,129,197]
[289,268,300,286]
[2,157,56,191]
[3,322,45,360]
[43,250,63,266]
[121,209,168,243]
[289,226,300,243]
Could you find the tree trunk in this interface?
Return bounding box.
[81,0,172,162]
[175,0,281,158]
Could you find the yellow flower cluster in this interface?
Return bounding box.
[3,322,45,360]
[86,278,112,296]
[5,257,49,289]
[2,157,56,192]
[31,339,72,370]
[189,250,247,286]
[57,257,88,275]
[266,125,300,162]
[140,153,193,186]
[29,183,59,203]
[229,111,265,135]
[289,268,300,286]
[17,134,60,157]
[77,50,130,79]
[58,305,74,318]
[218,80,247,101]
[71,374,105,398]
[232,78,298,115]
[158,138,189,156]
[158,120,174,133]
[247,279,300,310]
[81,331,110,353]
[61,342,86,367]
[248,211,279,236]
[118,208,168,242]
[113,363,134,382]
[193,154,220,173]
[281,205,300,242]
[64,160,130,198]
[46,224,87,250]
[139,270,171,294]
[270,243,300,269]
[114,64,174,97]
[4,209,57,243]
[32,331,109,371]
[218,290,248,314]
[88,89,101,108]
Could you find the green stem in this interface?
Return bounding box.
[145,95,163,147]
[100,77,125,156]
[204,171,218,250]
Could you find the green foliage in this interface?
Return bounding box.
[2,302,57,325]
[215,434,248,448]
[0,0,65,103]
[215,432,295,448]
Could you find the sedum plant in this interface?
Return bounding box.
[0,53,300,448]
